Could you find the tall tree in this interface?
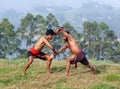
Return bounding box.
[44,13,60,55]
[46,13,59,29]
[16,13,46,57]
[82,21,120,62]
[0,18,19,58]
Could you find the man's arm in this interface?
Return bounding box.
[54,27,63,34]
[54,26,70,37]
[57,42,68,54]
[43,38,56,53]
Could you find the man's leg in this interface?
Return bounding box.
[79,54,97,75]
[65,54,76,76]
[75,63,77,69]
[45,54,54,75]
[46,58,52,75]
[85,64,96,75]
[36,53,54,75]
[23,56,34,75]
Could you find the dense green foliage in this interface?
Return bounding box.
[0,18,20,58]
[0,13,120,63]
[82,21,120,63]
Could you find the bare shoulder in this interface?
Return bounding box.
[40,36,45,40]
[37,36,44,42]
[68,34,74,40]
[41,36,49,43]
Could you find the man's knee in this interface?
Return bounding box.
[66,59,71,64]
[47,58,52,62]
[45,54,49,58]
[46,55,52,61]
[29,59,33,64]
[28,57,33,63]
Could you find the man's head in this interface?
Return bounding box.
[46,29,55,40]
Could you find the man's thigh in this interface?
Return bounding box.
[36,52,48,60]
[67,54,76,64]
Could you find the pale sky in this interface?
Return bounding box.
[0,0,120,11]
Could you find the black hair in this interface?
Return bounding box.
[65,31,70,34]
[46,29,55,35]
[65,38,68,42]
[64,31,70,42]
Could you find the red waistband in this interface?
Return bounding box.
[29,47,39,55]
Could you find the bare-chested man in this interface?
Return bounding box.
[57,29,96,76]
[23,28,61,75]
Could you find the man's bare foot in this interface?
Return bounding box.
[23,72,26,76]
[46,71,50,76]
[93,71,97,75]
[65,72,69,76]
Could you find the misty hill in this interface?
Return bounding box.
[0,1,120,38]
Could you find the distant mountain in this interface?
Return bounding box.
[0,1,120,38]
[63,1,120,37]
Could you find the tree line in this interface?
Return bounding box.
[0,13,120,63]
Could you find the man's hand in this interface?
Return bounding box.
[54,27,64,34]
[49,53,55,59]
[55,51,59,55]
[52,49,57,55]
[58,27,64,32]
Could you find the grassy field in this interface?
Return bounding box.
[0,58,120,89]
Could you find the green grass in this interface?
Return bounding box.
[56,77,67,84]
[0,75,27,84]
[104,74,120,81]
[88,83,116,89]
[55,86,73,89]
[0,68,13,73]
[0,58,120,89]
[95,65,107,74]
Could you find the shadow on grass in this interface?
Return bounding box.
[80,65,107,74]
[50,64,108,74]
[95,65,107,74]
[81,70,92,74]
[51,66,66,73]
